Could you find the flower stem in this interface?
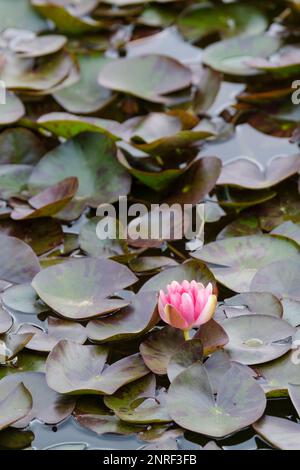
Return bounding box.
[183,330,190,341]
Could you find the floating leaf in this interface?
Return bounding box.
[29,132,131,220]
[203,34,281,76]
[167,339,203,382]
[256,351,300,397]
[0,235,40,284]
[222,292,283,319]
[0,128,45,165]
[0,0,47,32]
[32,258,137,320]
[0,308,13,334]
[0,164,32,199]
[253,416,300,450]
[0,333,34,362]
[194,319,229,356]
[0,372,75,427]
[0,92,25,125]
[0,383,32,431]
[98,55,192,103]
[167,362,266,438]
[87,291,159,343]
[2,283,48,315]
[46,340,149,395]
[192,235,299,292]
[222,315,295,365]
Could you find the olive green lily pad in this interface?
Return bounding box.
[73,396,140,436]
[98,55,192,103]
[0,92,25,125]
[104,374,156,411]
[140,327,185,375]
[248,45,300,78]
[222,315,295,365]
[256,351,300,397]
[0,382,32,431]
[0,235,40,284]
[177,3,267,43]
[167,339,203,382]
[0,428,34,450]
[54,54,113,114]
[19,317,87,352]
[46,340,149,395]
[0,164,32,199]
[11,177,79,220]
[253,416,300,450]
[203,34,281,76]
[114,389,171,424]
[192,235,299,292]
[0,308,13,334]
[0,128,45,165]
[167,362,266,438]
[130,256,177,273]
[28,132,131,220]
[87,291,159,343]
[32,258,137,320]
[140,259,215,293]
[0,351,46,380]
[0,372,75,427]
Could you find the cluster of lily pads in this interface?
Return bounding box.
[1,0,300,451]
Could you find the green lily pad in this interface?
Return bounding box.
[177,3,267,43]
[167,362,266,438]
[0,128,46,165]
[19,317,87,352]
[256,351,300,397]
[11,177,79,220]
[0,92,25,125]
[253,416,300,450]
[0,372,75,427]
[0,0,47,33]
[203,34,281,76]
[73,396,140,436]
[0,164,32,200]
[104,374,156,411]
[32,258,137,320]
[0,308,13,334]
[130,256,177,273]
[114,389,171,424]
[0,351,46,380]
[0,235,40,284]
[222,315,295,365]
[54,54,113,114]
[167,339,203,382]
[222,292,283,319]
[2,283,49,314]
[0,428,34,450]
[46,340,149,395]
[248,45,300,78]
[87,291,159,343]
[31,0,104,34]
[98,55,192,103]
[140,259,215,293]
[0,382,32,431]
[29,132,131,220]
[192,235,299,292]
[140,327,185,375]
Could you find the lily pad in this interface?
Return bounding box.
[0,382,32,431]
[194,319,229,356]
[222,292,283,319]
[253,416,300,450]
[0,0,47,33]
[0,333,34,362]
[19,317,87,352]
[0,92,25,125]
[0,308,13,334]
[0,164,32,200]
[87,291,159,343]
[222,315,295,365]
[177,3,267,43]
[256,351,300,397]
[203,34,281,76]
[98,55,192,103]
[0,128,45,165]
[46,340,149,395]
[167,339,203,382]
[2,283,49,314]
[28,132,131,220]
[54,54,113,114]
[32,258,137,320]
[104,374,156,411]
[0,372,75,427]
[167,362,266,438]
[192,235,299,292]
[0,235,40,284]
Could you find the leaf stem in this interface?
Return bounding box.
[183,330,190,341]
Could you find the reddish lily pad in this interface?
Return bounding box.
[0,382,32,431]
[98,55,192,103]
[167,362,266,438]
[0,372,75,427]
[194,319,229,356]
[19,317,87,352]
[192,235,299,292]
[46,340,149,395]
[0,235,40,284]
[86,291,159,343]
[32,258,137,320]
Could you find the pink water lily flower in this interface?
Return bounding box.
[158,280,217,339]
